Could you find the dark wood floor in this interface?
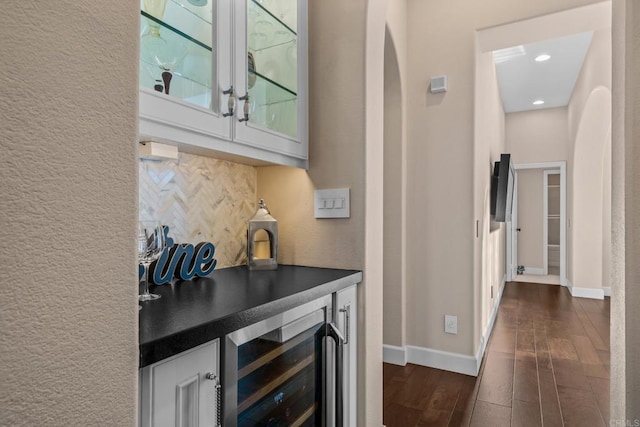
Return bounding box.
[383,281,610,426]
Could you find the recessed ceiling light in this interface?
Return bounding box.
[533,99,545,106]
[535,54,551,62]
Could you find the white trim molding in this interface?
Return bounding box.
[603,287,611,297]
[406,345,478,376]
[382,345,407,366]
[511,161,567,287]
[382,275,507,377]
[566,279,605,300]
[522,267,544,275]
[383,344,480,376]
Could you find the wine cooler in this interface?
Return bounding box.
[224,295,344,427]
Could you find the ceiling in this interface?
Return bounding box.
[493,32,594,113]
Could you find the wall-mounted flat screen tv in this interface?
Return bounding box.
[490,153,515,223]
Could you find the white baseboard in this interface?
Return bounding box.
[603,287,611,297]
[383,343,479,376]
[382,344,407,366]
[522,267,544,275]
[406,345,478,376]
[382,275,507,377]
[475,275,506,372]
[566,280,605,300]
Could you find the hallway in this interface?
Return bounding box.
[383,282,610,426]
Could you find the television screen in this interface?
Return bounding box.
[492,153,515,223]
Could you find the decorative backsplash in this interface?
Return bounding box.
[139,152,257,268]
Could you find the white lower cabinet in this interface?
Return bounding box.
[335,285,357,426]
[139,339,220,427]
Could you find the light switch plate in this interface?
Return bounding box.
[314,188,350,218]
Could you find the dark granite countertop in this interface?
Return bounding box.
[139,265,362,367]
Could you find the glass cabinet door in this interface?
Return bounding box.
[233,0,308,164]
[140,0,215,108]
[245,0,298,138]
[139,0,233,142]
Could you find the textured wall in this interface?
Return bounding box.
[0,1,138,426]
[611,0,640,420]
[140,153,257,268]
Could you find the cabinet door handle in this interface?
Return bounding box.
[339,306,350,345]
[326,323,345,427]
[222,86,236,117]
[205,372,221,427]
[238,93,250,122]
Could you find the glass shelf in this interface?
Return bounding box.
[166,0,213,26]
[140,11,213,109]
[248,0,296,52]
[249,73,297,138]
[141,0,213,45]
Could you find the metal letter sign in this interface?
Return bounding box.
[138,226,217,284]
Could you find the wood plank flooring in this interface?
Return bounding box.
[383,281,610,426]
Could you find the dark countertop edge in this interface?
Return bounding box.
[139,271,362,367]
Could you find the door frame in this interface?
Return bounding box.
[543,169,561,275]
[506,172,518,281]
[507,161,567,286]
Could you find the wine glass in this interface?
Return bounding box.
[138,221,166,301]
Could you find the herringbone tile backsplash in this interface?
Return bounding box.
[139,153,257,268]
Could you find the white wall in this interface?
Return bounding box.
[0,1,138,425]
[383,26,405,348]
[473,44,506,355]
[567,26,612,291]
[506,108,571,163]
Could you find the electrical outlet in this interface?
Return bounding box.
[444,315,457,334]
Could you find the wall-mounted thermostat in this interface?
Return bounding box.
[430,75,448,93]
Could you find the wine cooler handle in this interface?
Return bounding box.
[205,372,222,427]
[339,306,350,345]
[327,322,345,427]
[238,93,250,122]
[222,86,236,118]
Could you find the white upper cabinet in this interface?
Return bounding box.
[138,0,308,168]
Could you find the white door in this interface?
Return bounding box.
[140,340,220,427]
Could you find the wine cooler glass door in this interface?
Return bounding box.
[225,296,332,427]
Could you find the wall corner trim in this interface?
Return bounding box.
[603,287,611,297]
[568,284,605,300]
[382,345,407,366]
[382,344,478,376]
[475,274,507,373]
